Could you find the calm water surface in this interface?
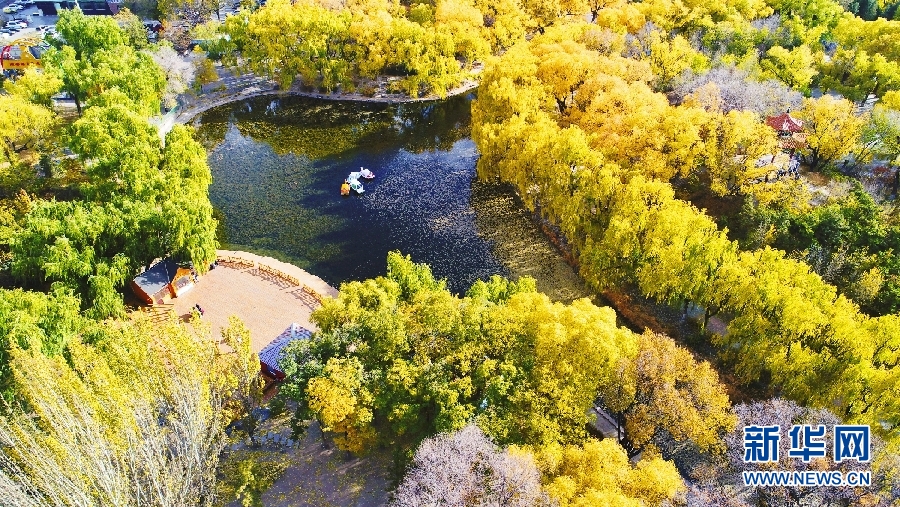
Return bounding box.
[195,94,591,301]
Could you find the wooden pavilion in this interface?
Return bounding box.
[766,112,806,151]
[131,258,196,306]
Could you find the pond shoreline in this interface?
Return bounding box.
[166,71,481,130]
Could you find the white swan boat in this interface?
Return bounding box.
[347,176,364,194]
[359,167,375,179]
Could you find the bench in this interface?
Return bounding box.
[302,285,324,305]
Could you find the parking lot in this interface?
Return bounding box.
[0,0,58,43]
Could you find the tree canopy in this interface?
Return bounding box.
[2,6,217,330]
[471,25,900,444]
[43,9,165,114]
[280,253,725,507]
[0,316,257,506]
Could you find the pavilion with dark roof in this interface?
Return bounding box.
[258,323,312,377]
[131,258,196,306]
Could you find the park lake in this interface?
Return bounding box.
[195,93,592,303]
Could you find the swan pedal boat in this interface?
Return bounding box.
[347,177,365,194]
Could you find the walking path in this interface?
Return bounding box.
[154,62,481,135]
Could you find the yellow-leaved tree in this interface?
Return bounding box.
[477,293,636,447]
[219,315,265,440]
[0,95,57,164]
[597,332,736,457]
[537,438,684,506]
[759,45,818,93]
[701,109,779,196]
[0,316,257,506]
[435,0,491,66]
[2,68,63,108]
[646,31,709,91]
[306,356,377,454]
[795,95,866,172]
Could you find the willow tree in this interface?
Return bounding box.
[0,287,85,401]
[52,7,125,59]
[435,0,491,65]
[226,0,489,97]
[43,9,164,115]
[235,0,354,90]
[69,91,164,201]
[0,317,258,506]
[12,118,216,316]
[11,200,133,319]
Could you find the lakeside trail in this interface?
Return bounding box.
[151,62,482,136]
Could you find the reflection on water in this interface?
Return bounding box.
[471,183,594,303]
[196,94,592,301]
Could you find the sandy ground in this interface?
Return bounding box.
[170,250,338,353]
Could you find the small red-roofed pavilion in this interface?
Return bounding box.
[766,112,804,134]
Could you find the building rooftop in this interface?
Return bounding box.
[132,258,178,296]
[766,112,804,133]
[259,323,312,373]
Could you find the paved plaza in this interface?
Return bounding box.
[170,250,339,353]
